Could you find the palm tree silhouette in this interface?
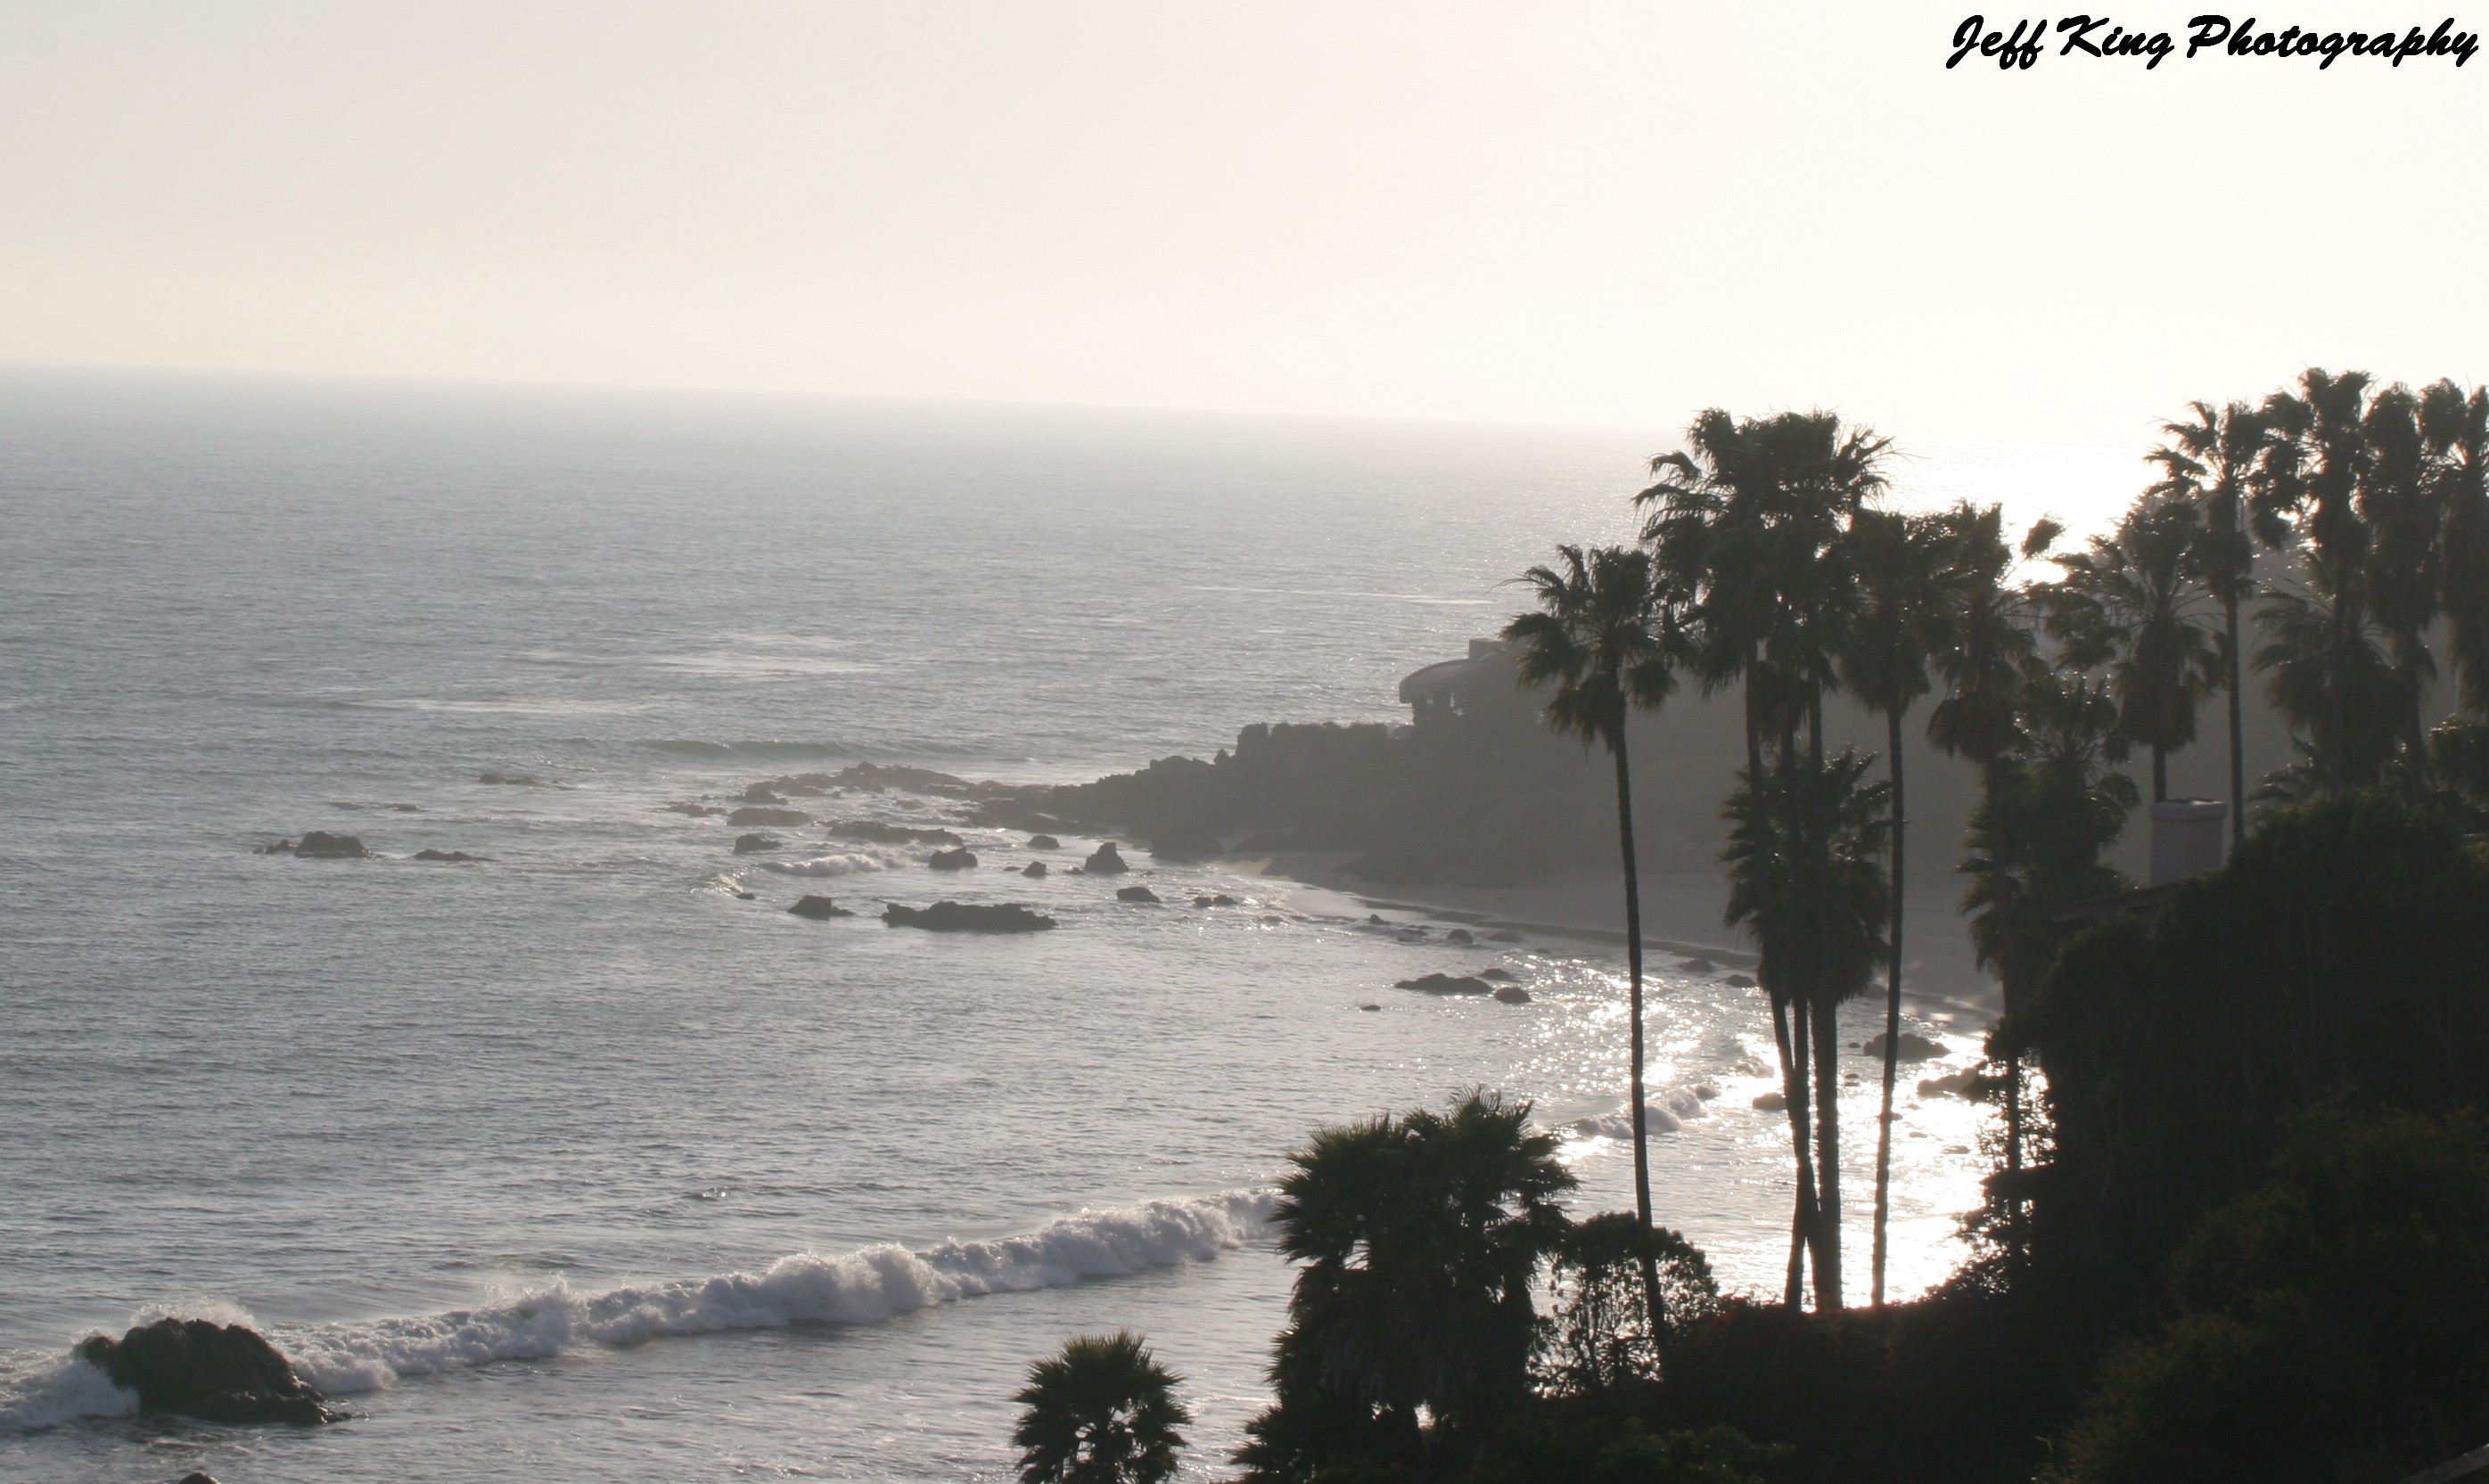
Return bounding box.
[1012,1332,1191,1484]
[1505,544,1676,1328]
[2047,496,2220,802]
[2151,399,2271,842]
[1836,507,1952,1308]
[1240,1092,1573,1479]
[2423,381,2489,721]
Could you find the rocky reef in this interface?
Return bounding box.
[76,1318,336,1425]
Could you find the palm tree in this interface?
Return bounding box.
[2151,400,2271,844]
[1962,668,2136,1259]
[2260,368,2378,791]
[1012,1332,1191,1484]
[1723,744,1893,1309]
[1237,1092,1573,1480]
[1506,544,1677,1329]
[2422,381,2489,720]
[1638,408,1891,1308]
[1836,508,1953,1308]
[2047,496,2221,802]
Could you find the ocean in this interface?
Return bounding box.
[0,369,2119,1481]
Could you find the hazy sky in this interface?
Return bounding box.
[3,2,2482,444]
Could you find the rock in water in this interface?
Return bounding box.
[75,1318,335,1425]
[882,901,1056,933]
[1116,884,1161,903]
[661,802,727,817]
[291,832,367,858]
[1394,972,1492,995]
[1491,986,1532,1004]
[830,820,965,847]
[727,806,811,828]
[928,847,979,870]
[1446,928,1475,945]
[1679,956,1719,972]
[1191,894,1240,907]
[1865,1030,1948,1062]
[742,783,786,803]
[1479,968,1517,982]
[733,833,784,855]
[1724,973,1758,988]
[787,895,854,919]
[1027,833,1061,849]
[1081,841,1129,874]
[1022,860,1048,877]
[411,849,488,863]
[1753,1091,1789,1111]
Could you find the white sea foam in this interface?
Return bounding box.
[758,847,910,877]
[288,1191,1270,1398]
[1575,1087,1709,1141]
[0,1357,138,1431]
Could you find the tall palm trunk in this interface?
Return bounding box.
[1871,706,1907,1308]
[1610,739,1666,1336]
[1773,1000,1819,1308]
[1806,697,1842,1308]
[2224,597,2244,848]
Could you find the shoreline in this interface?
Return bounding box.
[1222,850,2000,1023]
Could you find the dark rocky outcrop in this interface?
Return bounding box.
[928,847,979,870]
[1360,1003,1383,1012]
[788,895,855,919]
[732,833,784,854]
[1192,894,1241,907]
[1027,833,1062,849]
[1724,973,1758,988]
[412,849,488,863]
[734,890,757,900]
[1082,841,1129,874]
[1680,956,1720,972]
[1116,885,1162,903]
[727,807,811,828]
[831,820,965,847]
[1395,972,1492,995]
[1446,928,1475,945]
[882,901,1056,933]
[1492,986,1532,1004]
[1754,1090,1789,1111]
[742,783,786,803]
[1864,1030,1948,1062]
[1023,860,1048,877]
[1480,968,1517,982]
[662,802,727,817]
[268,832,368,858]
[75,1318,335,1425]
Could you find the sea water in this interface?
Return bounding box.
[0,370,2120,1481]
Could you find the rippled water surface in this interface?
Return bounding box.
[0,371,2050,1481]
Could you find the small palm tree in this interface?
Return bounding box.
[2047,496,2221,802]
[1012,1332,1191,1484]
[2421,380,2489,719]
[1723,743,1892,1310]
[1506,544,1677,1328]
[1238,1092,1574,1480]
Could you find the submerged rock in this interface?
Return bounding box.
[727,807,812,828]
[882,900,1056,933]
[1446,928,1475,945]
[1724,973,1758,988]
[1865,1030,1949,1062]
[1492,986,1532,1004]
[1394,972,1492,995]
[1116,885,1162,903]
[661,802,727,817]
[1679,956,1719,972]
[1359,1003,1383,1012]
[1082,841,1129,874]
[732,833,784,855]
[411,849,488,863]
[1023,860,1048,877]
[1191,894,1241,907]
[291,832,368,859]
[76,1318,335,1426]
[928,847,980,870]
[1753,1091,1789,1112]
[742,783,786,804]
[1479,968,1517,982]
[787,895,855,919]
[1027,833,1062,850]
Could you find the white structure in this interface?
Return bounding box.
[2148,799,2228,886]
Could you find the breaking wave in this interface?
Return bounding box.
[1574,1086,1713,1140]
[0,1191,1274,1427]
[757,847,911,877]
[645,739,863,762]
